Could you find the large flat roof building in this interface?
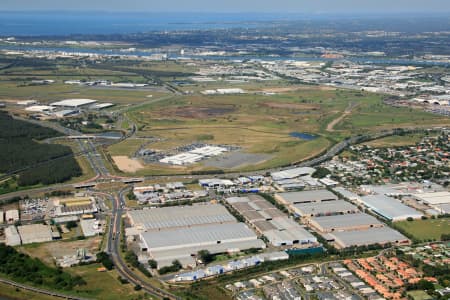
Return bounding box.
[329,227,410,249]
[271,167,316,181]
[50,99,97,108]
[359,195,423,221]
[291,200,359,217]
[309,213,384,233]
[127,204,236,232]
[140,223,265,268]
[276,190,338,205]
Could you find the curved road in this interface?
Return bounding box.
[107,189,180,300]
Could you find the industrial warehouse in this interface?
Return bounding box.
[329,227,410,249]
[358,194,423,221]
[226,195,318,247]
[274,189,411,249]
[412,191,450,214]
[159,145,228,165]
[126,204,266,269]
[275,189,359,217]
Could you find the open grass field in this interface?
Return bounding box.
[407,290,433,300]
[395,218,450,241]
[1,56,449,175]
[0,282,58,300]
[362,133,429,148]
[108,85,450,175]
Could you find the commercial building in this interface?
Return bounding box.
[127,204,236,232]
[308,213,384,233]
[17,224,53,244]
[53,197,98,217]
[329,227,410,249]
[359,195,423,221]
[199,178,236,189]
[50,99,97,108]
[226,195,318,247]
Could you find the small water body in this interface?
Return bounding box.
[289,132,318,140]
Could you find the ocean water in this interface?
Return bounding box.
[0,12,288,36]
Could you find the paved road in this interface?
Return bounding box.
[106,189,180,300]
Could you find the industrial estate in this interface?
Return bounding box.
[0,8,449,300]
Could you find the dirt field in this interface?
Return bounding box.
[261,101,320,110]
[112,156,144,173]
[156,105,235,119]
[261,86,335,93]
[19,237,101,266]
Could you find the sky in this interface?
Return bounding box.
[2,0,450,13]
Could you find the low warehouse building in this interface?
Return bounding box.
[127,204,236,232]
[329,227,410,249]
[276,190,338,205]
[359,195,423,221]
[50,98,97,108]
[17,224,53,244]
[308,213,384,233]
[5,226,21,246]
[291,200,359,217]
[226,195,318,247]
[5,209,19,224]
[140,222,266,269]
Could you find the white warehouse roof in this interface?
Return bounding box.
[140,222,262,252]
[271,167,316,181]
[360,195,423,221]
[50,99,97,107]
[128,204,236,231]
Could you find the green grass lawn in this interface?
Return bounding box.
[395,218,450,241]
[362,133,428,148]
[407,290,433,300]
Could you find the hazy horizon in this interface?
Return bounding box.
[1,0,450,14]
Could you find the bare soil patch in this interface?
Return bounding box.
[157,106,235,119]
[112,156,144,173]
[261,102,320,110]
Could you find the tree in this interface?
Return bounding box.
[148,259,158,269]
[312,167,331,179]
[197,250,214,264]
[66,221,78,229]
